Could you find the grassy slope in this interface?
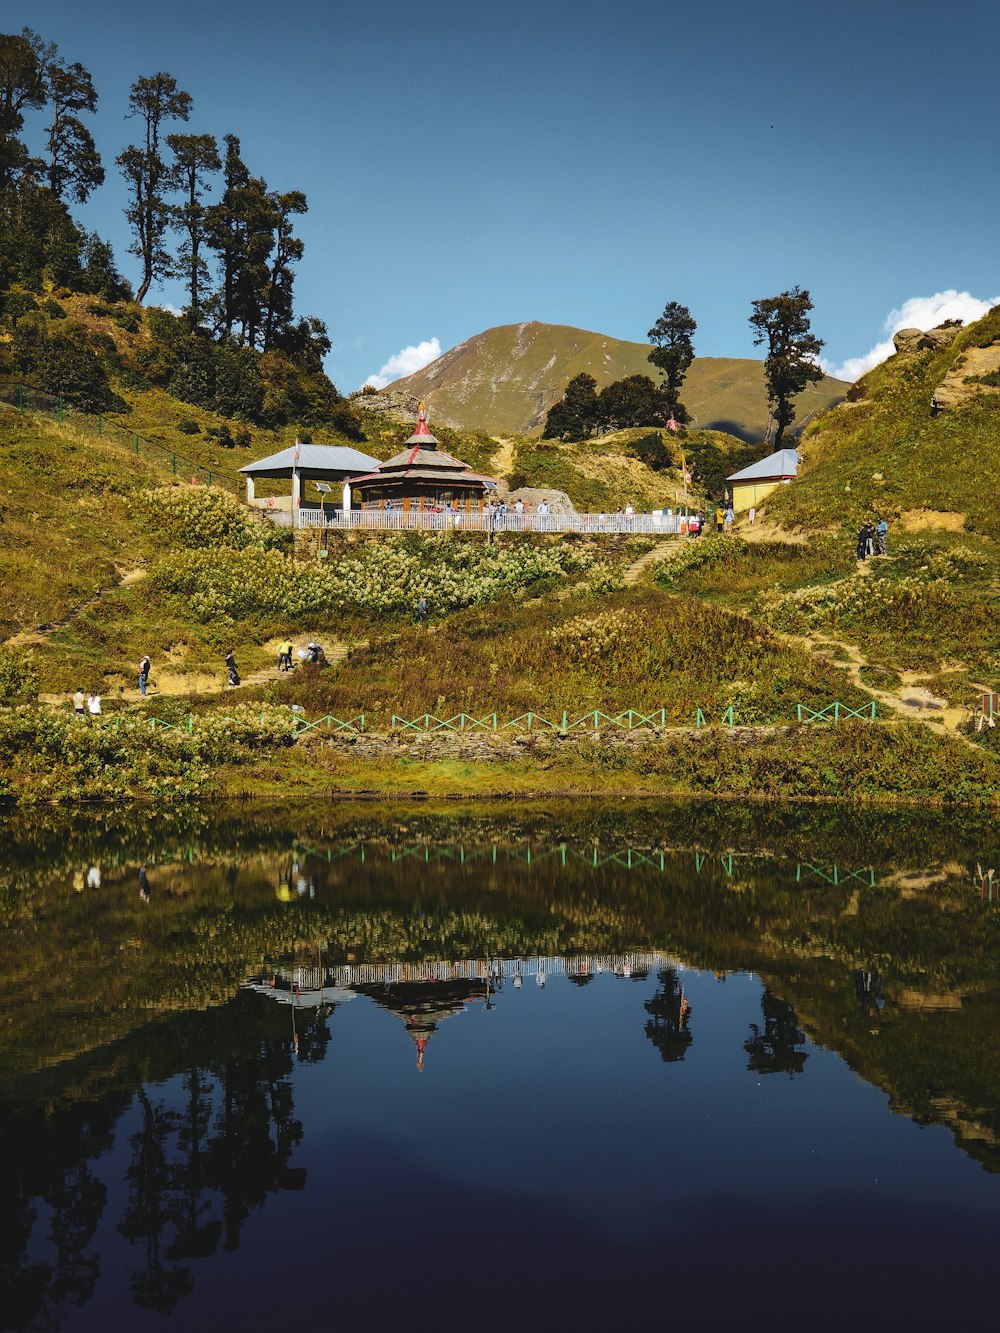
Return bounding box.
[1,305,998,803]
[655,309,1000,713]
[389,320,848,438]
[772,305,1000,540]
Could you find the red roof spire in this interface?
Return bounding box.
[413,401,432,437]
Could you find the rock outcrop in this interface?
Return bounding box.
[892,321,964,356]
[931,342,1000,413]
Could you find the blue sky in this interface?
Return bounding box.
[13,0,1000,390]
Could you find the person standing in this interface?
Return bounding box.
[138,654,151,698]
[538,499,549,531]
[856,521,875,561]
[225,649,240,687]
[724,506,734,533]
[624,501,635,529]
[73,689,86,718]
[87,692,102,718]
[876,517,888,556]
[715,505,725,533]
[417,596,428,626]
[277,638,293,672]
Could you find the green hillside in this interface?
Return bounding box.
[382,321,848,439]
[655,309,1000,718]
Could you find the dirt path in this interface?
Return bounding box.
[4,566,148,650]
[490,436,517,478]
[777,629,984,747]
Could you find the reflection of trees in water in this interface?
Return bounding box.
[644,969,693,1062]
[744,989,808,1076]
[0,1099,118,1331]
[1,994,329,1324]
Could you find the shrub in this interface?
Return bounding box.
[41,298,67,320]
[150,535,598,624]
[3,291,39,326]
[0,649,39,704]
[178,419,201,435]
[134,486,286,552]
[114,309,140,333]
[235,429,252,447]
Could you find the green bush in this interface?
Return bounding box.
[151,534,598,624]
[134,485,286,553]
[41,298,67,320]
[0,649,39,704]
[177,419,201,435]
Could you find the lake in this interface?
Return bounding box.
[1,800,999,1330]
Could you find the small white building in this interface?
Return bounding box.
[239,443,381,514]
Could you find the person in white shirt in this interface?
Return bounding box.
[87,693,101,717]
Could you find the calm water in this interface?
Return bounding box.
[2,801,999,1330]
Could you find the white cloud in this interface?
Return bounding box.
[822,290,1000,382]
[363,337,441,390]
[153,302,184,317]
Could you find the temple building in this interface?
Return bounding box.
[347,403,497,512]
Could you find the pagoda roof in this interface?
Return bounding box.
[379,444,471,473]
[349,467,496,488]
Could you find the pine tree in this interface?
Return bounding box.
[647,300,696,421]
[748,287,825,449]
[117,73,192,303]
[167,132,220,326]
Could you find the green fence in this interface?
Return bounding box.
[81,700,884,738]
[385,702,881,733]
[0,380,242,494]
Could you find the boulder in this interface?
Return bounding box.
[503,486,578,515]
[892,322,964,356]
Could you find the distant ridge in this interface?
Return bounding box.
[379,321,848,440]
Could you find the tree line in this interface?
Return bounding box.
[0,28,329,365]
[544,291,825,450]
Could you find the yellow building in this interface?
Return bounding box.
[727,448,798,514]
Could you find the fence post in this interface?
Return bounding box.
[561,710,568,732]
[187,715,193,733]
[208,471,214,485]
[492,712,497,731]
[869,701,876,720]
[797,703,802,723]
[834,701,841,723]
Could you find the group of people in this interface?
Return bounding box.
[856,518,889,560]
[72,689,102,718]
[681,504,735,537]
[277,640,326,671]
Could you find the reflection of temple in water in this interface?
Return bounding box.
[246,951,680,1070]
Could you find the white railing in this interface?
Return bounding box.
[288,507,689,535]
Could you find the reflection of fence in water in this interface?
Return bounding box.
[254,952,683,995]
[302,838,875,885]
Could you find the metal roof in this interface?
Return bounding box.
[239,444,381,479]
[727,448,799,483]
